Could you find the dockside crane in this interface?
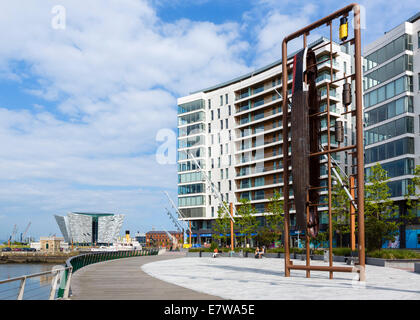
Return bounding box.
[21,222,31,244]
[8,224,17,246]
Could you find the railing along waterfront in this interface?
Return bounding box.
[0,248,159,300]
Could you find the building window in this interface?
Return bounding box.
[220,144,223,155]
[225,143,228,154]
[226,193,229,202]
[208,147,211,157]
[211,159,214,169]
[211,110,214,120]
[220,120,223,130]
[211,207,214,217]
[225,93,228,104]
[208,99,211,109]
[218,108,221,119]
[229,130,232,141]
[228,105,231,116]
[418,31,420,49]
[229,180,232,191]
[220,95,223,106]
[220,169,224,179]
[218,182,221,191]
[225,168,228,179]
[208,123,211,133]
[211,134,214,144]
[225,119,228,129]
[218,157,221,168]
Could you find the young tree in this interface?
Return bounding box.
[404,165,420,224]
[261,190,284,246]
[236,198,259,247]
[364,163,398,251]
[211,202,232,247]
[331,173,351,247]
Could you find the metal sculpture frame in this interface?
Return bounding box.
[281,3,365,281]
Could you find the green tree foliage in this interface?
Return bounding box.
[256,191,284,247]
[364,163,399,251]
[211,202,232,247]
[404,165,420,223]
[331,172,351,247]
[236,198,259,246]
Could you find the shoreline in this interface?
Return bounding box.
[0,252,79,264]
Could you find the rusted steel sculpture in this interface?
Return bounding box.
[291,48,320,238]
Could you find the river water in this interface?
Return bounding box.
[0,263,62,300]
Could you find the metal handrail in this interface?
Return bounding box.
[0,248,159,300]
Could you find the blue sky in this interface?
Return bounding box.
[0,0,418,241]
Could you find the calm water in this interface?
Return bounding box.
[0,263,62,300]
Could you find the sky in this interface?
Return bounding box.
[0,0,418,241]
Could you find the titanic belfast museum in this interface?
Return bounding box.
[54,212,124,244]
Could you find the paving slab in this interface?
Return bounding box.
[141,256,420,300]
[70,252,222,300]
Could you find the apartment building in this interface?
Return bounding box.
[177,37,354,246]
[363,12,420,249]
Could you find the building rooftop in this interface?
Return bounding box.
[190,36,332,95]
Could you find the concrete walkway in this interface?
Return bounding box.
[69,252,222,300]
[141,256,420,300]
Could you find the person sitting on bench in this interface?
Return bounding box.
[213,248,219,258]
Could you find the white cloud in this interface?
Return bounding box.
[0,0,251,239]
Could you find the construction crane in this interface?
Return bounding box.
[8,224,17,246]
[21,222,31,244]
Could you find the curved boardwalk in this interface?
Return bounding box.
[70,252,222,300]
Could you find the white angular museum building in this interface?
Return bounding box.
[54,212,124,244]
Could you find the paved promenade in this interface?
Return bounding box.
[141,256,420,300]
[70,252,221,300]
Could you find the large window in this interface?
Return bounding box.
[178,135,205,149]
[178,99,204,114]
[178,184,205,195]
[178,123,205,137]
[178,196,205,207]
[364,75,413,108]
[388,179,411,197]
[178,160,205,172]
[365,116,414,146]
[365,158,414,179]
[364,55,412,90]
[178,172,203,184]
[364,96,413,126]
[363,34,412,72]
[365,137,414,164]
[178,111,205,126]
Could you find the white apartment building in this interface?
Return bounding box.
[177,37,354,246]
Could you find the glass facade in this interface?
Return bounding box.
[178,147,205,160]
[364,96,413,126]
[363,34,412,72]
[178,99,204,114]
[178,195,205,207]
[364,54,412,90]
[178,135,205,148]
[178,160,204,172]
[178,171,204,184]
[388,179,411,197]
[364,75,413,108]
[178,183,205,195]
[178,123,205,137]
[365,158,414,179]
[365,116,414,146]
[365,137,414,164]
[178,111,205,126]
